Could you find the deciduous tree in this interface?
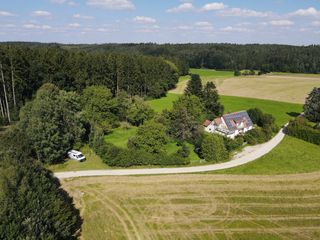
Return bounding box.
[201,134,228,162]
[19,83,85,164]
[128,120,168,154]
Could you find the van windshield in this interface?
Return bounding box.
[77,154,84,158]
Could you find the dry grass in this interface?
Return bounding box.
[219,75,320,104]
[63,172,320,240]
[172,73,320,104]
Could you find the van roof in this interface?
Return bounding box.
[69,150,82,155]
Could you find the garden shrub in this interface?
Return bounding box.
[248,108,277,131]
[244,127,272,145]
[177,143,190,158]
[223,136,244,152]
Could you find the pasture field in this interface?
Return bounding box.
[63,172,320,240]
[148,94,302,126]
[216,136,320,175]
[220,96,302,126]
[172,69,320,104]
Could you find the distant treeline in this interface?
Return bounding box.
[61,43,320,74]
[3,42,320,74]
[0,44,179,121]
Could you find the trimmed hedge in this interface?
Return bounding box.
[286,118,320,145]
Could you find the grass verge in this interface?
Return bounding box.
[215,136,320,175]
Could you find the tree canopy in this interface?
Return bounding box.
[201,134,228,162]
[304,87,320,123]
[0,156,82,240]
[19,83,85,164]
[185,74,203,97]
[201,82,224,118]
[168,95,204,141]
[128,120,168,154]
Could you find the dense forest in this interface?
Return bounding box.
[0,44,179,123]
[3,42,320,74]
[64,43,320,74]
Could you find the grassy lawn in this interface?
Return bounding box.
[189,68,234,78]
[48,125,200,172]
[216,136,320,175]
[148,94,302,126]
[48,145,109,172]
[147,93,180,113]
[105,125,201,164]
[105,126,138,148]
[63,172,320,240]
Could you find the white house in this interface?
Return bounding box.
[203,111,254,139]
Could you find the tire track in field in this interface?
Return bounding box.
[85,190,134,240]
[90,189,142,240]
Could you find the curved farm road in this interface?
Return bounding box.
[55,128,286,179]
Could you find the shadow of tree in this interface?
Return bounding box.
[286,112,300,118]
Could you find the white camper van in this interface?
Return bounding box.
[67,150,86,162]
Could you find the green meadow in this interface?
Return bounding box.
[148,94,302,126]
[188,68,234,78]
[216,135,320,175]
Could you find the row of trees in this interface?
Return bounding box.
[54,43,320,73]
[0,44,179,124]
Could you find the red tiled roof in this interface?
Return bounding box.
[203,120,212,127]
[214,117,222,125]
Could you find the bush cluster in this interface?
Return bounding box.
[244,127,273,145]
[285,118,320,145]
[0,116,8,126]
[245,108,279,145]
[223,136,244,152]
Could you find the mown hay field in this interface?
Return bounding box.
[63,173,320,240]
[171,69,320,104]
